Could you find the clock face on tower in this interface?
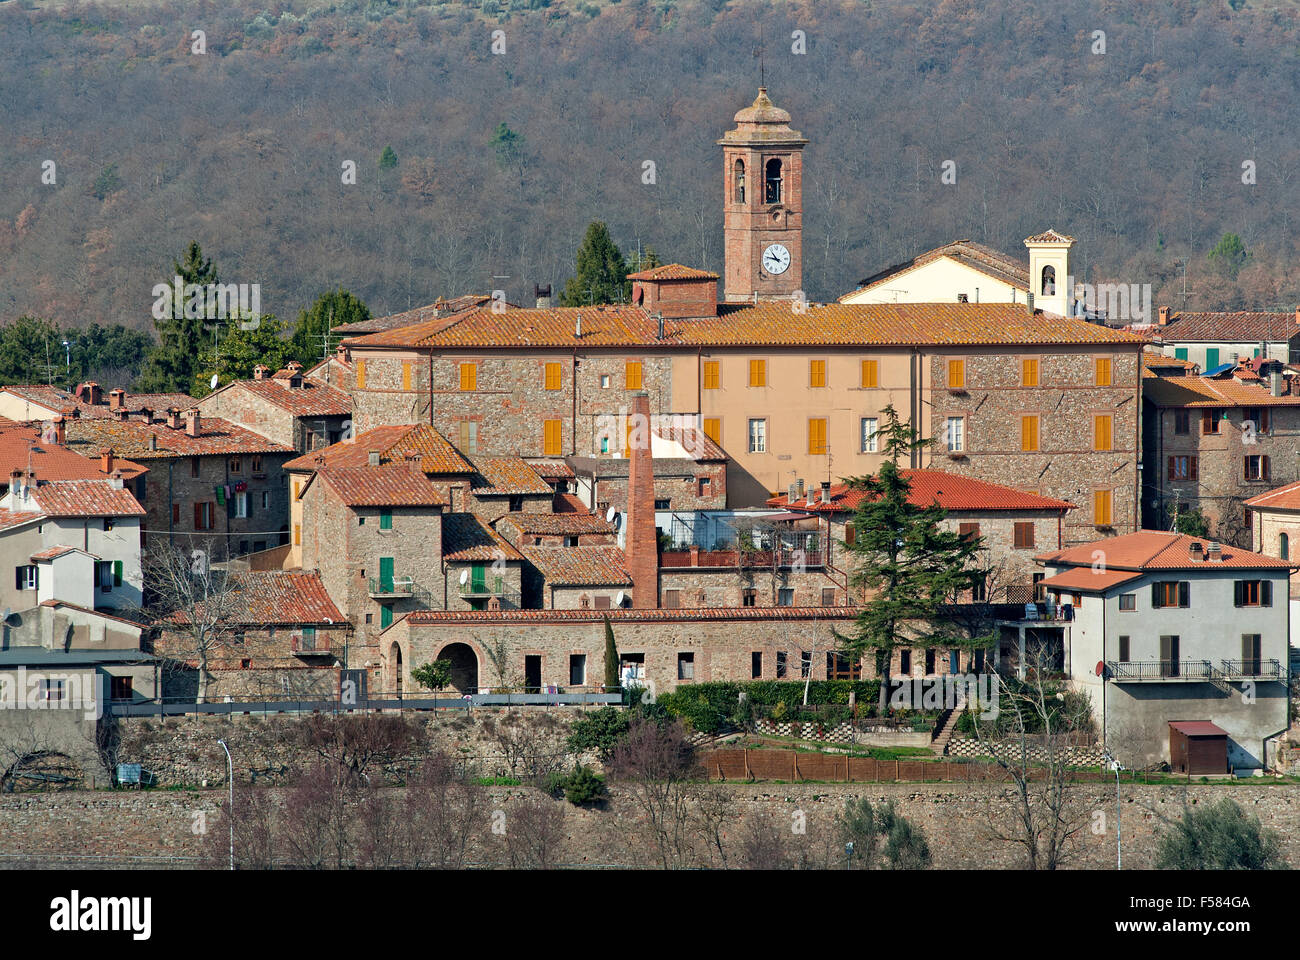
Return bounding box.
[762,244,791,275]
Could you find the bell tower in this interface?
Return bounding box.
[719,88,808,302]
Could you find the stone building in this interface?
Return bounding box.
[1148,307,1300,370]
[1244,480,1300,598]
[197,362,351,454]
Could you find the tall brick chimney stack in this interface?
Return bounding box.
[624,390,659,609]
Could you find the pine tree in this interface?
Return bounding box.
[603,615,620,691]
[378,145,398,170]
[559,222,629,306]
[289,289,370,366]
[835,404,989,707]
[137,242,218,393]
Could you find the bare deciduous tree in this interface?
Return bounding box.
[608,718,698,869]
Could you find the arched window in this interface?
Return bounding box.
[1281,533,1289,560]
[733,159,745,203]
[1041,265,1056,296]
[765,158,783,204]
[390,642,403,694]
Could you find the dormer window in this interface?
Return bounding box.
[765,158,782,204]
[1041,265,1056,296]
[733,159,745,203]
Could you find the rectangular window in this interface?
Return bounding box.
[861,417,878,453]
[356,359,366,389]
[1233,579,1273,607]
[1159,635,1180,677]
[826,652,861,681]
[625,361,643,390]
[776,651,788,678]
[751,651,763,679]
[799,651,812,678]
[1119,593,1136,611]
[664,589,680,609]
[697,477,712,498]
[748,359,766,387]
[543,419,562,457]
[230,456,242,474]
[1022,357,1039,387]
[39,679,65,702]
[459,421,478,456]
[742,588,757,607]
[1094,489,1113,526]
[402,361,412,391]
[1020,415,1040,452]
[677,652,695,680]
[1118,636,1130,662]
[1174,410,1189,434]
[958,522,980,543]
[459,363,477,391]
[380,509,393,531]
[600,374,610,389]
[1202,410,1220,435]
[1167,456,1198,481]
[569,654,586,686]
[821,587,836,606]
[899,649,912,675]
[702,360,719,389]
[809,359,826,388]
[778,588,794,606]
[15,565,37,590]
[195,502,214,530]
[845,522,856,546]
[1151,580,1190,608]
[594,596,611,610]
[190,456,201,479]
[861,359,879,388]
[1095,357,1112,386]
[1205,347,1220,370]
[747,418,766,453]
[808,418,828,455]
[172,504,181,525]
[702,417,721,446]
[1244,455,1271,481]
[252,455,263,473]
[110,676,133,702]
[544,361,562,390]
[1013,522,1035,549]
[1244,407,1271,435]
[947,359,965,389]
[233,492,248,518]
[945,416,964,452]
[1242,634,1262,674]
[1093,414,1113,452]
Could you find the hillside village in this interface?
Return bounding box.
[0,88,1296,800]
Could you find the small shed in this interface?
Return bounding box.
[1168,721,1229,775]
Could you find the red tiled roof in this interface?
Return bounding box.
[765,470,1074,514]
[553,492,589,513]
[521,544,633,586]
[1035,531,1294,571]
[1244,480,1300,511]
[1160,311,1300,343]
[214,378,351,417]
[1143,375,1300,408]
[0,385,78,414]
[31,545,98,562]
[1168,721,1228,737]
[0,509,43,532]
[315,463,446,507]
[1023,229,1076,244]
[1037,568,1142,593]
[1142,351,1199,377]
[73,393,196,419]
[654,422,727,461]
[0,425,147,482]
[65,417,295,459]
[442,512,524,562]
[405,606,863,625]
[525,459,575,480]
[626,263,719,281]
[498,510,615,537]
[21,480,145,517]
[333,295,500,336]
[845,240,1030,297]
[167,571,344,626]
[471,456,553,496]
[283,424,472,475]
[346,302,1144,350]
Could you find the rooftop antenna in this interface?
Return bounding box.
[755,23,765,88]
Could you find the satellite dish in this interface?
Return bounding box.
[459,569,469,585]
[613,591,625,607]
[605,506,616,522]
[611,512,621,529]
[1095,661,1105,677]
[210,374,219,390]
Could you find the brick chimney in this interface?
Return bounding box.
[624,390,659,608]
[253,364,270,381]
[1207,541,1222,562]
[109,388,126,411]
[112,406,129,422]
[1189,540,1203,562]
[101,449,115,474]
[52,415,65,445]
[165,407,182,429]
[85,382,101,405]
[1158,306,1171,325]
[184,408,201,438]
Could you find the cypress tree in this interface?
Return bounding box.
[603,615,620,691]
[559,222,629,306]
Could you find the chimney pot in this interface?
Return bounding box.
[108,389,126,411]
[112,406,129,421]
[1189,540,1203,561]
[101,449,115,474]
[184,408,201,438]
[368,450,381,467]
[787,482,798,504]
[1158,306,1171,325]
[253,364,270,381]
[52,415,65,445]
[148,432,158,451]
[1025,291,1035,314]
[166,407,182,429]
[1207,541,1222,561]
[534,284,552,309]
[796,479,805,499]
[820,480,831,504]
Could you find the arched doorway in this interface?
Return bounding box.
[389,642,403,696]
[437,643,479,694]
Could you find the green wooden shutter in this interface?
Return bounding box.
[379,557,394,593]
[380,604,393,629]
[380,509,393,530]
[113,560,122,586]
[1205,348,1220,370]
[1151,582,1162,608]
[1178,581,1190,607]
[1234,581,1244,607]
[1261,579,1272,607]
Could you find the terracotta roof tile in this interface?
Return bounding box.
[498,510,615,537]
[19,480,145,517]
[283,424,472,475]
[525,459,575,480]
[0,425,147,482]
[765,470,1074,514]
[316,463,446,507]
[0,385,79,414]
[442,512,524,562]
[1023,229,1076,244]
[471,456,553,496]
[1143,375,1300,408]
[215,378,351,417]
[167,571,344,626]
[521,544,633,586]
[553,492,589,513]
[1037,568,1142,593]
[1244,480,1300,511]
[65,417,294,459]
[1035,531,1294,571]
[334,295,499,336]
[347,302,1142,350]
[626,263,719,281]
[0,509,43,531]
[31,545,97,562]
[1160,311,1300,343]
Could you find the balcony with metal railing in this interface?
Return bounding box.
[1107,659,1218,681]
[368,576,415,599]
[458,577,521,608]
[1219,659,1283,681]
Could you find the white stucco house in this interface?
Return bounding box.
[1032,531,1292,773]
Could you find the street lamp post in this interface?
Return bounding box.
[217,739,233,871]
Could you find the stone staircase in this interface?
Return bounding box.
[931,708,963,755]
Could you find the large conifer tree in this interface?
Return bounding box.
[559,222,629,306]
[137,242,218,393]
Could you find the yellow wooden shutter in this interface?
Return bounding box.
[544,362,561,390]
[1094,489,1112,525]
[703,418,720,444]
[402,361,411,391]
[810,360,826,388]
[1021,415,1039,451]
[356,359,366,389]
[543,420,562,456]
[861,359,878,388]
[1095,357,1112,386]
[948,359,964,389]
[809,418,827,455]
[703,361,719,389]
[1094,414,1113,451]
[749,359,766,387]
[626,361,643,390]
[1022,358,1038,387]
[460,363,477,391]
